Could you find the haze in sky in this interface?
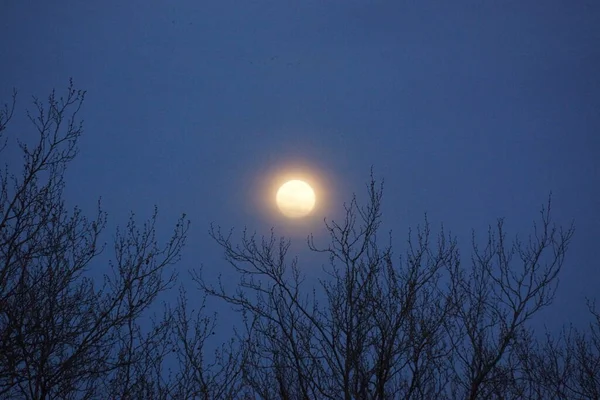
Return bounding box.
[2,0,599,335]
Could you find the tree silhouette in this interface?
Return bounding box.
[1,82,597,399]
[0,82,191,399]
[200,176,585,399]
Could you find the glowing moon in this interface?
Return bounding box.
[276,180,316,218]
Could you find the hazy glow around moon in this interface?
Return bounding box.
[276,180,316,218]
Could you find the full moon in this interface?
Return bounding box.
[276,180,316,218]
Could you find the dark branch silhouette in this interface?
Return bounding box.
[1,82,595,400]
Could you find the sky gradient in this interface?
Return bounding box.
[2,0,599,334]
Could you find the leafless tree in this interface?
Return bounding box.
[444,197,575,399]
[2,81,594,400]
[199,177,453,399]
[201,175,577,400]
[567,301,600,398]
[0,82,192,399]
[167,287,244,399]
[518,300,600,399]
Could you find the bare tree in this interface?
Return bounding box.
[0,82,189,399]
[519,300,600,400]
[199,177,454,399]
[201,175,576,400]
[2,81,593,400]
[167,287,244,399]
[568,301,600,398]
[445,197,575,399]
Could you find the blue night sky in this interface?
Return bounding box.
[2,1,599,334]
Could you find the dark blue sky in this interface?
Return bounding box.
[2,1,599,332]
